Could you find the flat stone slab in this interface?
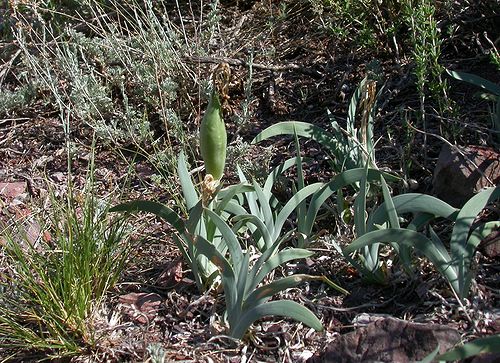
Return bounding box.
[308,317,461,363]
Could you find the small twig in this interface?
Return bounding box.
[206,334,241,347]
[448,285,482,335]
[0,130,15,147]
[316,297,395,312]
[184,55,324,78]
[0,118,31,126]
[0,49,22,87]
[0,147,23,155]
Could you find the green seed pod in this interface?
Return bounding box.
[200,90,227,180]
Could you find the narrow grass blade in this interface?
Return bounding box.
[230,300,323,339]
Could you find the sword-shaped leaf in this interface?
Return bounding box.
[451,186,500,298]
[345,228,459,294]
[230,300,323,340]
[252,121,340,161]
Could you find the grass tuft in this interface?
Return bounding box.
[0,166,132,359]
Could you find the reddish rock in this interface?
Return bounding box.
[118,292,163,324]
[433,145,500,208]
[481,229,500,258]
[308,317,461,363]
[0,181,27,200]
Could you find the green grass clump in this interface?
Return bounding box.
[0,175,132,359]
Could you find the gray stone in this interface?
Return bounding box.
[433,145,500,208]
[308,317,461,363]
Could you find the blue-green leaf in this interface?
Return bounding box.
[451,186,500,299]
[345,228,459,295]
[230,300,323,339]
[437,334,500,361]
[273,183,323,241]
[446,69,500,96]
[231,214,273,251]
[178,152,198,211]
[251,121,341,161]
[204,209,243,272]
[193,235,238,320]
[110,200,185,233]
[304,168,398,236]
[369,193,458,228]
[249,249,313,291]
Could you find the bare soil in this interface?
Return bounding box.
[0,1,499,361]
